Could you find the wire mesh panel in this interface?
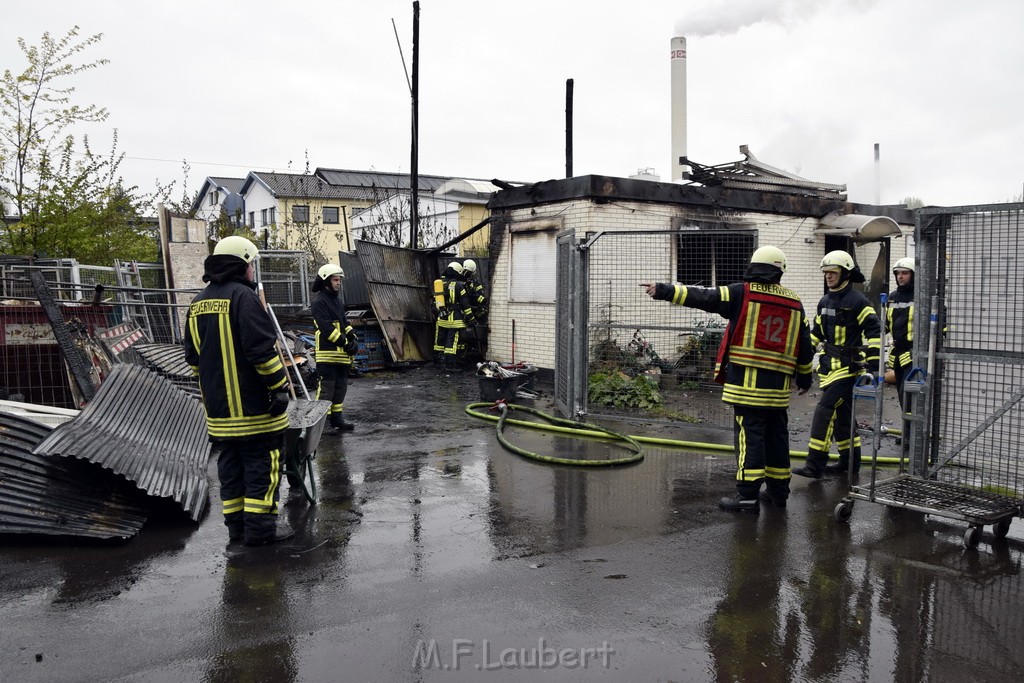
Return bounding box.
[257,250,310,315]
[581,229,757,429]
[879,204,1024,530]
[923,206,1024,496]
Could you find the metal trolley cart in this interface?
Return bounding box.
[833,204,1024,548]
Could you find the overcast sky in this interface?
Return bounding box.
[3,0,1022,208]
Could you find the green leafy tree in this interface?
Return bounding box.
[13,132,156,262]
[0,26,108,219]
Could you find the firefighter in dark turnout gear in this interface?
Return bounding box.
[462,259,488,323]
[642,246,814,513]
[312,263,358,433]
[793,250,881,479]
[184,235,293,546]
[888,257,914,409]
[433,262,477,369]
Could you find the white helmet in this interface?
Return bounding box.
[463,259,477,274]
[892,257,915,274]
[821,250,855,271]
[317,263,344,280]
[214,235,259,264]
[448,262,464,275]
[750,246,786,272]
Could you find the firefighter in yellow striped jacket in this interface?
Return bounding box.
[888,257,914,409]
[793,250,881,479]
[312,264,359,433]
[434,262,477,369]
[642,246,814,513]
[184,236,293,546]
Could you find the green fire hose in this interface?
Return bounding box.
[465,401,908,466]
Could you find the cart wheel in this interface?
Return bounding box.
[993,518,1012,539]
[963,525,982,549]
[833,500,854,523]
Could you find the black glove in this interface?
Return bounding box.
[344,336,359,354]
[269,391,290,416]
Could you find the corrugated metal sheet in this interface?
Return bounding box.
[32,364,211,521]
[0,411,149,540]
[355,241,435,363]
[132,343,200,398]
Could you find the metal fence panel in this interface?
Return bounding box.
[919,205,1024,500]
[577,229,749,429]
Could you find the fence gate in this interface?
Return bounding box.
[554,230,583,419]
[555,229,741,429]
[913,204,1024,494]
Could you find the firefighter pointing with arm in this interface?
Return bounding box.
[183,236,293,546]
[792,250,881,479]
[641,246,814,513]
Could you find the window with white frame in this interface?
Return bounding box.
[268,207,275,225]
[323,206,339,224]
[261,209,268,226]
[208,190,218,206]
[510,229,557,302]
[292,205,309,223]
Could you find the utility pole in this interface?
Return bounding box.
[409,1,420,249]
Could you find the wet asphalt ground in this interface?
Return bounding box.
[3,365,1023,682]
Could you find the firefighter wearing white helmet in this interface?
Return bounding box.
[461,259,488,327]
[888,257,915,409]
[214,234,260,263]
[434,261,477,369]
[793,249,881,480]
[311,262,357,432]
[184,234,293,545]
[641,245,813,513]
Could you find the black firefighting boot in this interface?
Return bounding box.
[225,512,244,543]
[243,517,294,547]
[329,412,354,432]
[718,492,760,514]
[793,448,828,480]
[825,446,861,475]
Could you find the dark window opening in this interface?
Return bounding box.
[676,229,756,286]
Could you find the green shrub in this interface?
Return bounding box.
[588,371,663,410]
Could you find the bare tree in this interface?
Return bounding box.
[356,183,456,248]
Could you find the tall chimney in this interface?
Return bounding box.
[670,36,687,181]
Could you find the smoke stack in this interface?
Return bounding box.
[670,36,687,181]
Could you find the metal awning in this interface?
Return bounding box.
[815,213,904,243]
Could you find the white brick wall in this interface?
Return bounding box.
[487,199,913,370]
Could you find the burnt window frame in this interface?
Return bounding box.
[673,219,756,287]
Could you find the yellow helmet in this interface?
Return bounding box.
[750,245,787,272]
[463,259,477,274]
[892,257,915,274]
[214,235,259,264]
[317,263,344,280]
[821,250,855,271]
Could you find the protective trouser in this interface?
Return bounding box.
[217,433,284,541]
[804,376,861,474]
[317,363,350,428]
[733,405,792,500]
[893,358,911,410]
[439,325,465,364]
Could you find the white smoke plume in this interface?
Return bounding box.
[675,0,877,37]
